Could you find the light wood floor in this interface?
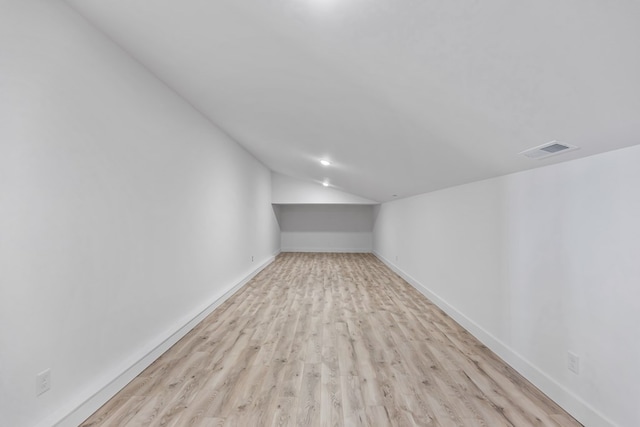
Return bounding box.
[81,253,582,427]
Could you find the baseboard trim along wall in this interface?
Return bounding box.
[280,248,372,253]
[373,251,617,427]
[48,252,280,427]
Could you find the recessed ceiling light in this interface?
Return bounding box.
[320,159,331,166]
[322,181,329,187]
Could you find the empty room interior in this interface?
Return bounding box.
[2,1,640,426]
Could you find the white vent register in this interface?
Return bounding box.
[520,141,579,159]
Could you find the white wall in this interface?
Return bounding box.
[373,145,640,427]
[0,2,280,427]
[279,205,374,252]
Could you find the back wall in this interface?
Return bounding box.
[279,204,374,252]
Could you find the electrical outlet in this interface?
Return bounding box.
[36,369,51,396]
[568,352,580,375]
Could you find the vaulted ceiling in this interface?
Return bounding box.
[64,0,640,202]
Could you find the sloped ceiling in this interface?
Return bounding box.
[272,172,377,205]
[64,0,640,202]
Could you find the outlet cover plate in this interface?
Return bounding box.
[36,369,51,396]
[568,352,580,375]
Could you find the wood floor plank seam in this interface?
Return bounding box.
[81,253,582,427]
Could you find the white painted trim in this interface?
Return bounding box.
[47,252,280,427]
[373,251,617,427]
[281,247,372,253]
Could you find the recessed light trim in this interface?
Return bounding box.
[320,159,331,166]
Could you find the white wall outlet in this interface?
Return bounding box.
[36,369,51,396]
[568,352,580,375]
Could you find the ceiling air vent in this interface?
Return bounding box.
[520,141,579,159]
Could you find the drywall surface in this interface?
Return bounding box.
[373,144,640,427]
[272,172,378,204]
[280,205,374,252]
[0,2,279,426]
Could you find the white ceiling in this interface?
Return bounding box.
[64,0,640,202]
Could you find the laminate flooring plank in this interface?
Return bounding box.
[89,395,147,427]
[81,253,582,427]
[295,363,321,427]
[320,360,344,427]
[340,374,367,427]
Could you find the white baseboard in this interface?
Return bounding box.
[373,251,617,427]
[47,253,279,427]
[281,247,372,253]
